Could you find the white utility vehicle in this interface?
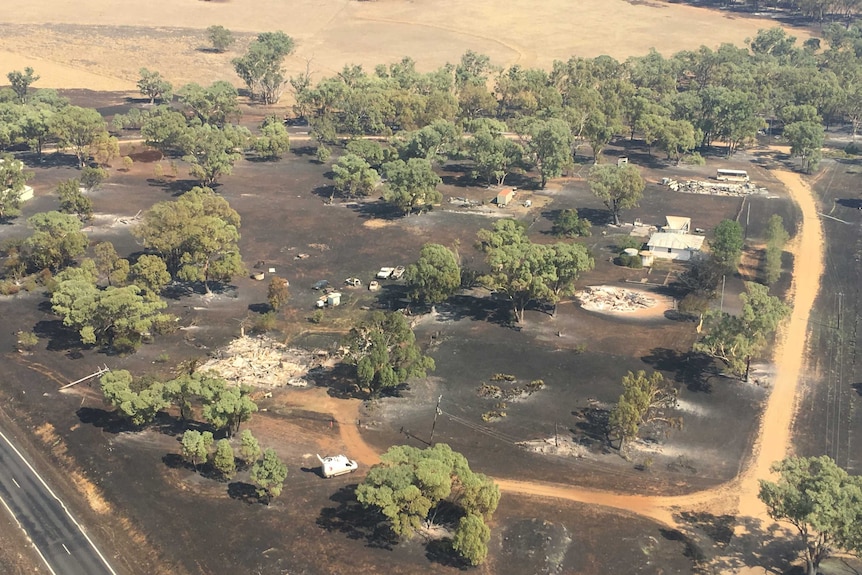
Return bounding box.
[317,454,359,478]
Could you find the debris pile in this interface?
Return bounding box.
[660,178,768,196]
[197,336,326,389]
[576,286,657,312]
[518,436,587,458]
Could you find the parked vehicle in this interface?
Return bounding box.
[376,267,394,279]
[368,280,380,291]
[317,454,358,478]
[344,277,362,287]
[312,280,330,290]
[390,265,406,279]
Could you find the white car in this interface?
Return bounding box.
[376,267,394,279]
[317,454,358,478]
[390,265,406,279]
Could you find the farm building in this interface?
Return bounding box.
[663,216,691,234]
[495,188,515,206]
[646,232,705,261]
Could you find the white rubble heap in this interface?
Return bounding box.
[576,286,657,312]
[660,178,768,196]
[197,335,326,388]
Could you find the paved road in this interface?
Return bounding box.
[0,429,118,575]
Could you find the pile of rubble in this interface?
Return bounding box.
[576,285,656,312]
[197,335,327,389]
[518,436,587,458]
[661,178,768,196]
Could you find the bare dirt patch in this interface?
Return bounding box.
[0,0,810,91]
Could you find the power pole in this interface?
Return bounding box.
[429,395,443,445]
[720,275,726,314]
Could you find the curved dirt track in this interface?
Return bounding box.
[303,164,825,535]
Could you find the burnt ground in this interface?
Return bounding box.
[791,156,862,473]
[0,91,804,574]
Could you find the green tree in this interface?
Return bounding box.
[251,448,288,502]
[759,455,862,575]
[381,158,442,215]
[764,215,789,285]
[57,178,93,221]
[404,243,461,305]
[18,106,54,158]
[181,429,214,470]
[346,139,391,169]
[252,116,291,160]
[343,311,435,398]
[524,118,572,188]
[129,254,171,296]
[477,219,591,321]
[51,281,169,349]
[267,276,290,311]
[206,25,235,53]
[162,373,202,422]
[710,219,744,271]
[331,153,379,199]
[239,429,262,465]
[89,132,120,167]
[180,123,249,185]
[93,241,128,287]
[80,166,108,191]
[7,68,39,103]
[178,81,240,127]
[608,370,679,449]
[137,68,173,105]
[133,186,245,292]
[452,514,491,566]
[357,443,498,545]
[463,118,523,186]
[391,120,460,164]
[694,282,790,377]
[784,121,825,173]
[141,107,189,154]
[50,106,106,167]
[199,379,258,436]
[99,370,170,427]
[588,163,645,226]
[22,211,88,272]
[213,439,236,479]
[551,208,591,238]
[0,153,33,220]
[233,31,295,104]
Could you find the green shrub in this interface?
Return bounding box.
[682,152,706,165]
[16,331,38,351]
[308,309,324,324]
[252,311,277,333]
[113,336,141,355]
[615,236,643,251]
[616,253,643,268]
[0,281,20,295]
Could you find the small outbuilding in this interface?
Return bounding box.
[663,216,691,234]
[495,188,515,207]
[647,232,705,261]
[326,292,342,307]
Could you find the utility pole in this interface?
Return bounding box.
[429,394,443,445]
[745,202,751,239]
[554,421,559,448]
[720,275,726,314]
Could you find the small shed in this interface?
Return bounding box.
[326,292,342,307]
[647,232,705,261]
[495,188,515,207]
[663,216,691,234]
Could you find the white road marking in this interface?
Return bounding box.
[0,429,118,575]
[11,477,20,488]
[62,543,71,555]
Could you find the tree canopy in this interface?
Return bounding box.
[759,455,862,575]
[588,163,645,226]
[356,443,499,565]
[404,243,461,305]
[343,311,435,398]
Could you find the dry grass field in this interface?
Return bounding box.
[1,0,810,92]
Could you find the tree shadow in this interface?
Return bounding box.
[146,178,208,197]
[316,485,399,550]
[572,207,613,227]
[425,538,468,569]
[852,383,862,397]
[33,319,88,354]
[670,512,803,574]
[570,406,612,453]
[227,481,261,505]
[76,407,137,434]
[347,199,406,221]
[306,363,365,400]
[248,302,270,314]
[836,198,862,210]
[434,294,513,326]
[291,145,317,157]
[641,348,717,393]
